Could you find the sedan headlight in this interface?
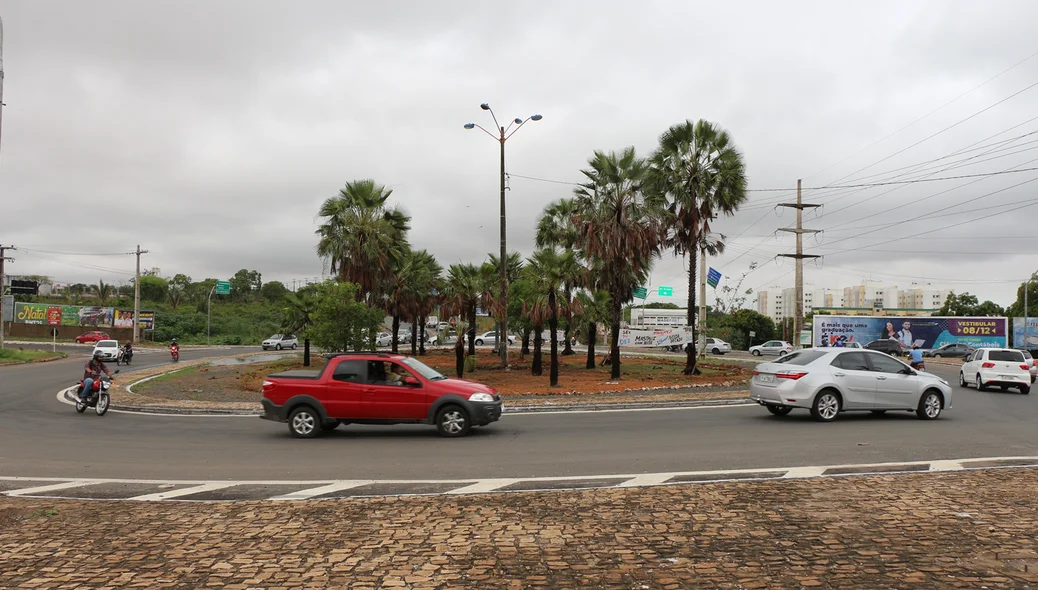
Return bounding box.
[468,392,495,402]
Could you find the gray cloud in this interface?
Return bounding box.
[1,0,1036,308]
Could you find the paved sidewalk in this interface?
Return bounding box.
[2,469,1036,589]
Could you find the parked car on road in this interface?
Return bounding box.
[749,349,952,422]
[749,340,793,357]
[75,331,110,344]
[959,348,1031,394]
[375,332,393,347]
[262,334,298,350]
[924,343,975,359]
[91,339,121,362]
[865,339,905,356]
[261,352,503,437]
[468,331,517,346]
[704,338,732,355]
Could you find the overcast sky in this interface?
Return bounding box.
[1,0,1036,308]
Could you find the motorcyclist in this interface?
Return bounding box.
[82,351,113,402]
[909,344,925,370]
[121,341,133,361]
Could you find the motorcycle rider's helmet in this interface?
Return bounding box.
[93,350,103,360]
[171,338,177,345]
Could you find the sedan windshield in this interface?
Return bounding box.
[401,357,446,380]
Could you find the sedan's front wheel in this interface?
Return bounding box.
[751,350,761,357]
[916,391,942,420]
[810,390,840,422]
[959,372,968,388]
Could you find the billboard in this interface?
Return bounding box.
[1013,317,1038,349]
[813,316,1008,350]
[618,326,694,348]
[12,303,153,329]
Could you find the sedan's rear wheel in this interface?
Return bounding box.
[933,353,942,358]
[810,391,840,422]
[766,404,792,416]
[976,375,986,391]
[916,391,942,420]
[1021,385,1031,395]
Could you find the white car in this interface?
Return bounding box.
[749,348,952,421]
[1023,350,1037,384]
[375,332,393,347]
[704,338,732,355]
[469,331,516,346]
[91,339,121,362]
[960,348,1031,394]
[262,334,298,350]
[749,340,793,357]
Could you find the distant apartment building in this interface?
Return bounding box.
[757,281,952,320]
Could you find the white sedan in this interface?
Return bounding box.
[749,348,952,421]
[959,348,1031,394]
[468,331,516,346]
[91,339,121,362]
[749,340,793,356]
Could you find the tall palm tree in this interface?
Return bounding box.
[398,249,442,357]
[95,280,112,306]
[648,119,748,375]
[535,198,585,356]
[572,147,665,380]
[315,179,411,302]
[527,248,566,386]
[282,288,318,366]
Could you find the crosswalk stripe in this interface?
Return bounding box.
[5,481,102,496]
[268,481,373,501]
[129,483,236,501]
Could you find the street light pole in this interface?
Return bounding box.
[465,105,543,368]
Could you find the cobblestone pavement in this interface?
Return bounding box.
[2,469,1036,588]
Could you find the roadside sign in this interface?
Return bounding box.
[749,330,756,337]
[632,286,648,299]
[657,286,673,297]
[707,268,722,288]
[215,281,231,295]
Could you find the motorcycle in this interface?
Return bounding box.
[170,345,180,362]
[910,361,925,371]
[74,370,119,416]
[116,347,133,366]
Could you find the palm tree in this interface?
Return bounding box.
[95,280,112,306]
[527,248,583,386]
[523,289,549,377]
[282,288,318,366]
[648,119,748,375]
[486,251,524,353]
[398,249,442,357]
[443,264,482,357]
[535,198,585,356]
[315,179,411,302]
[572,147,665,380]
[575,289,611,369]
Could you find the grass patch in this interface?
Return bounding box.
[0,348,67,364]
[133,365,203,391]
[31,508,60,519]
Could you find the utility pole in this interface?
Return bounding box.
[778,179,821,349]
[133,245,149,344]
[0,244,14,349]
[698,247,707,359]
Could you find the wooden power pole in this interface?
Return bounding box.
[0,244,14,349]
[133,245,149,343]
[778,180,821,349]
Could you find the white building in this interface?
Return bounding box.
[756,288,784,323]
[758,281,952,319]
[629,307,689,328]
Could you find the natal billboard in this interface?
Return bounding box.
[813,316,1007,349]
[13,303,153,329]
[617,326,694,348]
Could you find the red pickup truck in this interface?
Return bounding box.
[261,352,503,438]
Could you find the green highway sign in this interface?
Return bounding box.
[215,281,231,296]
[633,286,648,299]
[657,286,673,297]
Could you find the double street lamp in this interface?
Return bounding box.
[465,103,542,368]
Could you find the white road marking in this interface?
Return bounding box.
[618,473,674,488]
[5,480,102,496]
[929,460,966,471]
[129,483,236,501]
[448,479,521,494]
[269,481,375,501]
[782,466,829,479]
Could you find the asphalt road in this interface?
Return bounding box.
[1,346,1036,481]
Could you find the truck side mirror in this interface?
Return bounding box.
[403,376,420,387]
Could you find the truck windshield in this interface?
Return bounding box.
[401,357,446,380]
